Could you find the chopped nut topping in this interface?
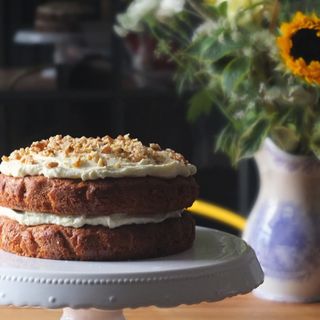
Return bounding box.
[12,152,22,160]
[150,143,161,151]
[64,145,74,155]
[31,140,47,152]
[46,162,59,168]
[21,156,37,165]
[101,145,112,154]
[98,158,106,167]
[72,157,83,168]
[1,134,189,166]
[114,162,121,169]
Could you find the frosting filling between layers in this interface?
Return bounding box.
[0,206,182,229]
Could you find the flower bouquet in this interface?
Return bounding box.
[117,1,320,302]
[116,0,320,164]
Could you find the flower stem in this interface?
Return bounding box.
[187,0,212,21]
[269,0,280,32]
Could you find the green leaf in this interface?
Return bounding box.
[187,88,213,122]
[218,1,228,17]
[155,40,171,57]
[201,1,227,19]
[204,42,239,62]
[189,30,222,56]
[270,126,300,153]
[201,4,220,18]
[310,121,320,158]
[237,118,270,160]
[174,61,199,94]
[202,36,244,62]
[188,31,244,63]
[215,125,239,163]
[221,57,250,93]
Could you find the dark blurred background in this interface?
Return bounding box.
[0,0,258,235]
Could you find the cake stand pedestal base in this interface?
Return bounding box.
[61,308,125,320]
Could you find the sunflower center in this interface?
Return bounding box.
[290,29,320,64]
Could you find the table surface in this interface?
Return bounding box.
[1,293,319,320]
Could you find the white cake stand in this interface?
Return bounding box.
[0,227,263,320]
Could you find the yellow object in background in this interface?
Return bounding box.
[188,200,246,231]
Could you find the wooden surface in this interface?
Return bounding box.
[1,293,319,320]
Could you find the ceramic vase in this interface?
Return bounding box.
[242,138,320,302]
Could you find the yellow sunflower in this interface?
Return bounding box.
[277,12,320,85]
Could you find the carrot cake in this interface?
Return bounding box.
[35,1,95,32]
[0,134,198,260]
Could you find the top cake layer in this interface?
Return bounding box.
[0,135,197,180]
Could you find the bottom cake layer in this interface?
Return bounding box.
[0,213,195,261]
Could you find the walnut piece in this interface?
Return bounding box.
[46,162,59,168]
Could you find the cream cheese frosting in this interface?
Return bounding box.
[0,134,197,180]
[0,206,182,229]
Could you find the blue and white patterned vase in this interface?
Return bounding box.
[243,138,320,302]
